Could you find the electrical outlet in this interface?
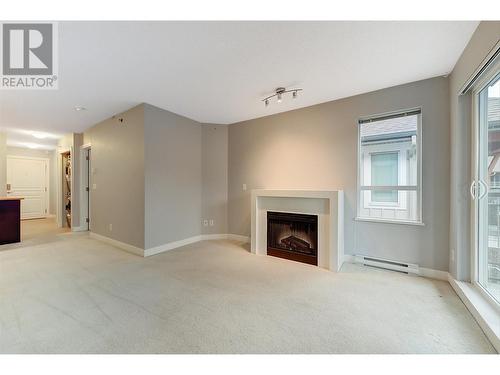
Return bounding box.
[242,183,247,191]
[209,219,214,226]
[109,223,113,232]
[203,220,208,227]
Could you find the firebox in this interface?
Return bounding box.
[267,211,318,265]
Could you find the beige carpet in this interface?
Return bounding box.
[0,218,70,252]
[0,234,495,354]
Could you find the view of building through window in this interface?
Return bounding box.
[358,112,420,223]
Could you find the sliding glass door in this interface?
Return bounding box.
[473,69,500,304]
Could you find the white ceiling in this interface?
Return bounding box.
[0,21,478,149]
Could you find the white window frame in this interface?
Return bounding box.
[356,108,423,225]
[470,58,500,307]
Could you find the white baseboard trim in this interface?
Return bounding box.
[145,235,203,257]
[89,232,144,257]
[90,232,251,258]
[200,233,229,241]
[419,267,449,281]
[342,255,449,281]
[71,226,88,232]
[448,275,499,353]
[145,233,250,256]
[226,234,250,243]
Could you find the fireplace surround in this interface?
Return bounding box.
[251,189,344,271]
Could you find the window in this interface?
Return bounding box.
[357,109,422,224]
[371,152,399,204]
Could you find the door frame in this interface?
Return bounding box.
[6,155,50,220]
[79,143,91,231]
[470,57,500,307]
[56,147,71,228]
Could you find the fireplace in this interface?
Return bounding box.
[267,211,318,265]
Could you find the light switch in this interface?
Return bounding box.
[242,184,247,191]
[92,183,97,190]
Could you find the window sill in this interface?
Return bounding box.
[355,217,425,226]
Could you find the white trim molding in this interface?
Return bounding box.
[89,232,144,257]
[419,267,449,281]
[448,275,499,353]
[90,232,251,258]
[71,226,88,232]
[226,234,250,243]
[80,143,92,150]
[146,234,251,256]
[145,235,203,257]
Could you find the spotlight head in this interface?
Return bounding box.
[293,90,298,99]
[277,93,282,103]
[265,99,269,107]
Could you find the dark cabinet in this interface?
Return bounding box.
[0,199,21,245]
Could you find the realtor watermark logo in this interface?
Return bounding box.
[1,22,58,89]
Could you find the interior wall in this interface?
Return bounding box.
[6,146,57,215]
[83,104,145,249]
[201,124,228,235]
[228,76,450,271]
[144,104,202,249]
[0,133,6,197]
[449,21,500,281]
[71,134,83,228]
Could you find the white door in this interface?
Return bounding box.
[6,156,49,219]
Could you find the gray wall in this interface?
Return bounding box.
[202,124,228,235]
[84,104,145,249]
[144,104,202,249]
[6,146,57,215]
[449,21,500,280]
[0,133,6,197]
[228,76,450,271]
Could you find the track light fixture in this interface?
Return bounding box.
[262,87,302,107]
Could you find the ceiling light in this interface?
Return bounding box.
[262,87,302,107]
[75,106,87,111]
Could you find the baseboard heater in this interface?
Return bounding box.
[354,255,419,275]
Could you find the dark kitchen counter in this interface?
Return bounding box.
[0,197,23,245]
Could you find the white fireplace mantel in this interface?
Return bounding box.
[251,189,344,271]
